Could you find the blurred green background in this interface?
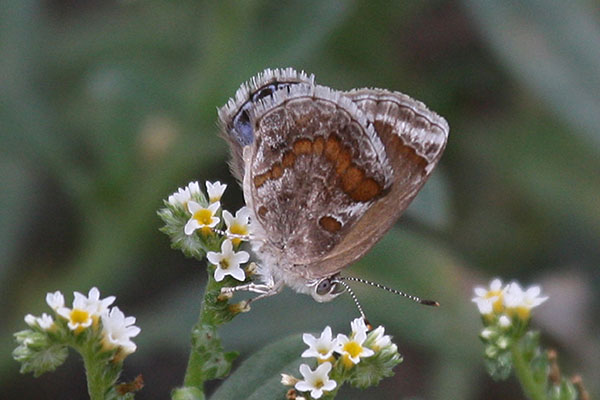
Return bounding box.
[2,1,598,399]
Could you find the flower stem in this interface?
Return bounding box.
[82,349,107,400]
[183,277,216,389]
[179,270,237,397]
[511,342,546,400]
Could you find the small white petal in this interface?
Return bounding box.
[232,250,250,264]
[46,291,65,311]
[222,210,234,226]
[214,268,226,282]
[220,238,233,253]
[184,219,201,235]
[228,266,246,281]
[206,251,221,265]
[187,200,203,214]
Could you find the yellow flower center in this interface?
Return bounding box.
[220,259,230,270]
[230,224,248,236]
[514,306,530,320]
[71,309,90,324]
[486,290,504,314]
[193,208,214,226]
[342,354,355,368]
[229,224,248,246]
[343,341,362,358]
[317,357,335,364]
[70,309,91,333]
[314,379,324,389]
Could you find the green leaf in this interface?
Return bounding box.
[346,351,403,389]
[187,323,238,383]
[548,379,578,400]
[484,349,512,381]
[209,334,305,400]
[13,330,69,378]
[172,387,206,400]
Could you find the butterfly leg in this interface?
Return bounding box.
[220,279,283,308]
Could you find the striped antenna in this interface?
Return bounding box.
[340,276,439,307]
[213,228,251,242]
[338,279,370,328]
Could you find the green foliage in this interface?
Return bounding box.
[13,330,68,377]
[189,323,238,381]
[345,349,403,389]
[171,387,205,400]
[210,334,305,400]
[157,206,208,261]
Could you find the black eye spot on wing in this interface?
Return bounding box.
[232,102,254,146]
[230,82,298,147]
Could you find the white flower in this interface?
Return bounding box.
[504,282,548,319]
[184,201,221,235]
[367,325,392,351]
[350,317,369,339]
[101,306,140,355]
[335,319,375,366]
[206,239,249,282]
[206,181,227,203]
[301,326,337,361]
[74,287,116,317]
[57,305,93,333]
[46,291,65,311]
[222,207,251,245]
[167,181,201,207]
[56,287,114,332]
[36,313,54,330]
[295,362,337,399]
[472,278,506,315]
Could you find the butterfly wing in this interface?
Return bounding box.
[243,85,395,279]
[218,68,315,182]
[310,88,449,276]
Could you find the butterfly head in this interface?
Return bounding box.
[308,275,346,303]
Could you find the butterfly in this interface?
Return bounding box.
[218,68,448,306]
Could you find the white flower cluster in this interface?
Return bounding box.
[284,318,395,399]
[472,278,548,324]
[165,181,252,282]
[25,287,140,359]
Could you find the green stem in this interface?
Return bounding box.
[183,329,207,389]
[179,269,236,398]
[511,342,546,400]
[183,276,218,389]
[82,348,107,400]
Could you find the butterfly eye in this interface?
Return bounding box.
[252,84,276,102]
[316,278,332,295]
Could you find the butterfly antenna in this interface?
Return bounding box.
[338,280,370,328]
[340,276,439,307]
